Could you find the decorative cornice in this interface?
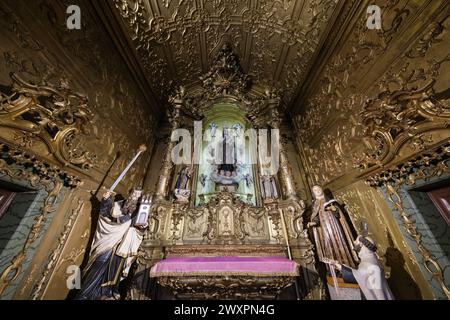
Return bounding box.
[357,56,450,171]
[0,142,81,188]
[365,143,450,188]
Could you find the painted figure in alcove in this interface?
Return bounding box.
[175,166,191,189]
[76,188,148,300]
[307,185,358,269]
[174,166,192,202]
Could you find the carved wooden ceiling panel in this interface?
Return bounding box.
[112,0,339,106]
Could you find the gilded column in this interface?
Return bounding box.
[267,99,298,200]
[154,104,181,200]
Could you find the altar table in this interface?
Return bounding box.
[150,256,298,277]
[150,252,298,299]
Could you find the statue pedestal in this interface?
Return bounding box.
[326,276,362,300]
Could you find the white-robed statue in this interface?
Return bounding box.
[328,233,395,300]
[260,175,278,200]
[76,188,149,300]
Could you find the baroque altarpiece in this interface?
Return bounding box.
[0,0,448,301]
[132,45,320,299]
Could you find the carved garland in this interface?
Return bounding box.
[0,143,81,187]
[366,143,450,299]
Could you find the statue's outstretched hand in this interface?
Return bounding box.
[136,223,149,231]
[332,262,342,271]
[321,258,342,271]
[103,190,112,199]
[307,221,317,228]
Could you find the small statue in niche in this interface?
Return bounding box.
[307,185,358,269]
[199,173,207,189]
[209,122,218,138]
[243,173,253,188]
[174,166,192,202]
[326,224,395,300]
[232,123,242,137]
[174,189,190,202]
[260,175,278,200]
[75,188,148,300]
[175,166,191,189]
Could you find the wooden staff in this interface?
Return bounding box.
[322,257,340,298]
[279,208,302,300]
[109,144,147,192]
[329,261,341,297]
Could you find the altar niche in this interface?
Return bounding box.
[193,103,259,207]
[131,44,323,300]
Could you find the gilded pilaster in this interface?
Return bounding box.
[267,101,298,200]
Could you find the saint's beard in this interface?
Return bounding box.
[123,196,139,215]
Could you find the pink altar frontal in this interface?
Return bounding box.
[150,256,298,277]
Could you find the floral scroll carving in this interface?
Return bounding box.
[0,73,96,170]
[358,58,450,170]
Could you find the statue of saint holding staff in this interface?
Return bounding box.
[307,185,358,268]
[307,185,358,295]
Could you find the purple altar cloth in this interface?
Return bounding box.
[150,256,298,277]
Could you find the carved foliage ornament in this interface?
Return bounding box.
[112,0,339,105]
[156,275,295,299]
[358,71,450,169]
[366,143,450,188]
[169,44,283,127]
[31,199,85,299]
[0,143,81,187]
[0,73,97,170]
[199,43,251,98]
[294,2,447,185]
[202,192,248,244]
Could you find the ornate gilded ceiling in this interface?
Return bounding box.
[110,0,339,107]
